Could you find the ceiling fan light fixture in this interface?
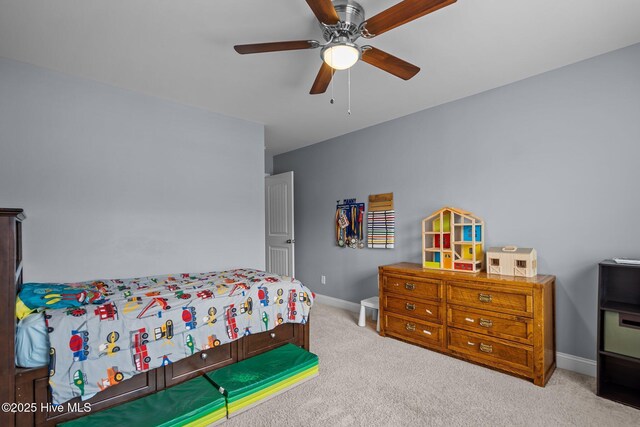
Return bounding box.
[322,42,360,70]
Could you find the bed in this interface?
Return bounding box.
[0,209,312,427]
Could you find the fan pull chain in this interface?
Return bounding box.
[330,71,334,104]
[330,49,335,104]
[347,67,351,115]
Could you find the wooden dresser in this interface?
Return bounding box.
[378,262,556,386]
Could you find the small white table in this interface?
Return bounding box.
[358,296,380,332]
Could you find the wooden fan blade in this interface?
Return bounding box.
[305,0,340,25]
[361,47,420,80]
[363,0,456,37]
[234,40,317,54]
[310,62,335,95]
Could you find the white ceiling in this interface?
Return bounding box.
[1,0,640,155]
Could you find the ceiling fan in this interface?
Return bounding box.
[234,0,457,95]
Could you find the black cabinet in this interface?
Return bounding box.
[597,260,640,409]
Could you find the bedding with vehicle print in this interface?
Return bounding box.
[33,269,313,404]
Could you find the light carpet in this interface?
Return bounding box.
[226,303,638,426]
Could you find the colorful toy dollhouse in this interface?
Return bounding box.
[422,207,484,273]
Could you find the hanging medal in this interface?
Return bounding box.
[338,211,349,229]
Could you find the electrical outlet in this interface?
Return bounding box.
[321,275,326,285]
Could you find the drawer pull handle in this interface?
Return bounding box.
[405,303,416,311]
[479,319,493,328]
[464,317,475,323]
[467,341,475,346]
[479,343,493,353]
[425,309,433,315]
[201,352,208,360]
[270,333,276,338]
[405,323,416,332]
[422,329,432,335]
[478,293,493,303]
[405,283,416,291]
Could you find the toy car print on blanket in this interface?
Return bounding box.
[35,269,314,405]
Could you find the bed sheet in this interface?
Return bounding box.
[15,311,50,368]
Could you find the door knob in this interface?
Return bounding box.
[286,239,295,244]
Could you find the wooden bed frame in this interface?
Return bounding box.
[0,209,310,426]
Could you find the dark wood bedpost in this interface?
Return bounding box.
[0,208,25,427]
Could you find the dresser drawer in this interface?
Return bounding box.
[384,314,443,348]
[448,329,533,372]
[447,282,533,316]
[384,274,442,301]
[447,305,533,344]
[384,294,441,324]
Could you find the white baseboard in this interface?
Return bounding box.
[314,293,360,313]
[556,352,596,377]
[315,293,597,377]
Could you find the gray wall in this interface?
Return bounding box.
[274,42,640,360]
[0,57,265,282]
[265,151,274,175]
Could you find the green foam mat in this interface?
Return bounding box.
[226,365,319,416]
[224,358,318,403]
[59,376,226,427]
[206,343,319,400]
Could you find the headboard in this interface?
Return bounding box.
[0,208,25,427]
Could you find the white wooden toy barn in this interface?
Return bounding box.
[486,246,538,277]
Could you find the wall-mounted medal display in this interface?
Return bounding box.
[335,198,365,249]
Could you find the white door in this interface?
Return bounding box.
[265,171,294,277]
